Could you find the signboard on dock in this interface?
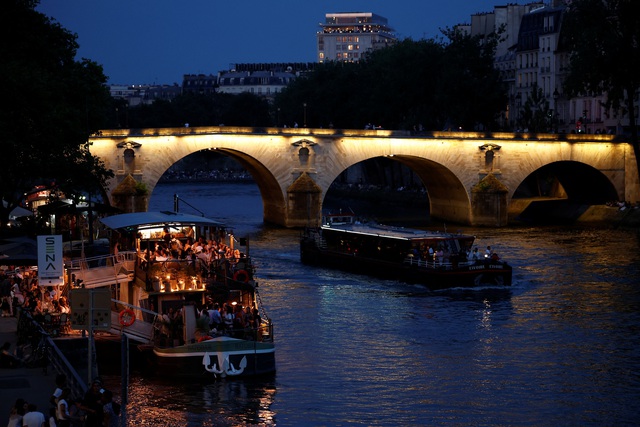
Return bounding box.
[69,288,112,330]
[37,235,63,286]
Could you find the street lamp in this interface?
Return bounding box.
[277,107,280,128]
[553,89,559,133]
[303,103,307,128]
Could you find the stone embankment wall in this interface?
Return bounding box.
[577,205,640,228]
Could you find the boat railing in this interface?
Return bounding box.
[219,321,274,342]
[403,256,479,270]
[139,255,254,290]
[68,253,135,289]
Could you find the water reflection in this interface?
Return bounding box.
[101,376,276,426]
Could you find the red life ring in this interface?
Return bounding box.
[118,309,136,327]
[233,269,250,283]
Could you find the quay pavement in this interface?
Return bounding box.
[0,315,57,422]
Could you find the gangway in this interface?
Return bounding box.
[68,252,136,288]
[109,299,158,344]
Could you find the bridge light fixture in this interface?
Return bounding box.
[116,141,141,149]
[479,143,501,151]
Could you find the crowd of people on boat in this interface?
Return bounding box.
[200,301,263,341]
[7,374,120,427]
[409,243,500,267]
[156,300,265,346]
[138,228,247,279]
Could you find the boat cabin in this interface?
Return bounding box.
[320,223,475,264]
[322,208,358,226]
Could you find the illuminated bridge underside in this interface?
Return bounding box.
[89,127,638,227]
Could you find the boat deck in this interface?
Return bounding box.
[322,223,470,241]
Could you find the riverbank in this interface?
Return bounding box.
[578,204,640,228]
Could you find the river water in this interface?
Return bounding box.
[103,182,640,426]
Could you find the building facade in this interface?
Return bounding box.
[109,84,181,106]
[216,63,315,100]
[182,74,218,95]
[467,1,636,135]
[317,12,397,63]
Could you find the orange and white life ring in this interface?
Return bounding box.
[118,308,136,327]
[233,269,250,283]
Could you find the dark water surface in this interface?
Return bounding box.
[103,182,640,426]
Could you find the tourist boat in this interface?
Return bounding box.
[74,211,275,378]
[300,210,512,289]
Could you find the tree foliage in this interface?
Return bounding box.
[562,0,640,173]
[274,29,506,131]
[122,92,272,129]
[0,0,113,229]
[520,84,553,133]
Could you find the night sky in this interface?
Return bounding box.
[37,0,532,85]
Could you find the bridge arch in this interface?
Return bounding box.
[140,146,287,225]
[513,160,618,203]
[209,148,286,225]
[322,155,472,224]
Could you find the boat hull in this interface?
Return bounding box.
[152,336,276,379]
[301,239,512,289]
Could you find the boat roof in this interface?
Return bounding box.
[321,223,474,242]
[100,211,225,231]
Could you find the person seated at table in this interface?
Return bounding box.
[59,297,70,314]
[50,299,61,313]
[169,236,183,258]
[155,246,168,262]
[30,299,44,318]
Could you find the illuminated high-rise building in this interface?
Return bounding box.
[317,12,396,63]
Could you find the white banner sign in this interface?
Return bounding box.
[37,235,64,286]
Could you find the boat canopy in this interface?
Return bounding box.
[100,211,225,231]
[321,223,473,243]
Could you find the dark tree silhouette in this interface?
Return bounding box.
[562,0,640,181]
[274,31,505,132]
[0,0,113,230]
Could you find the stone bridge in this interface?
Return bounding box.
[88,127,639,227]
